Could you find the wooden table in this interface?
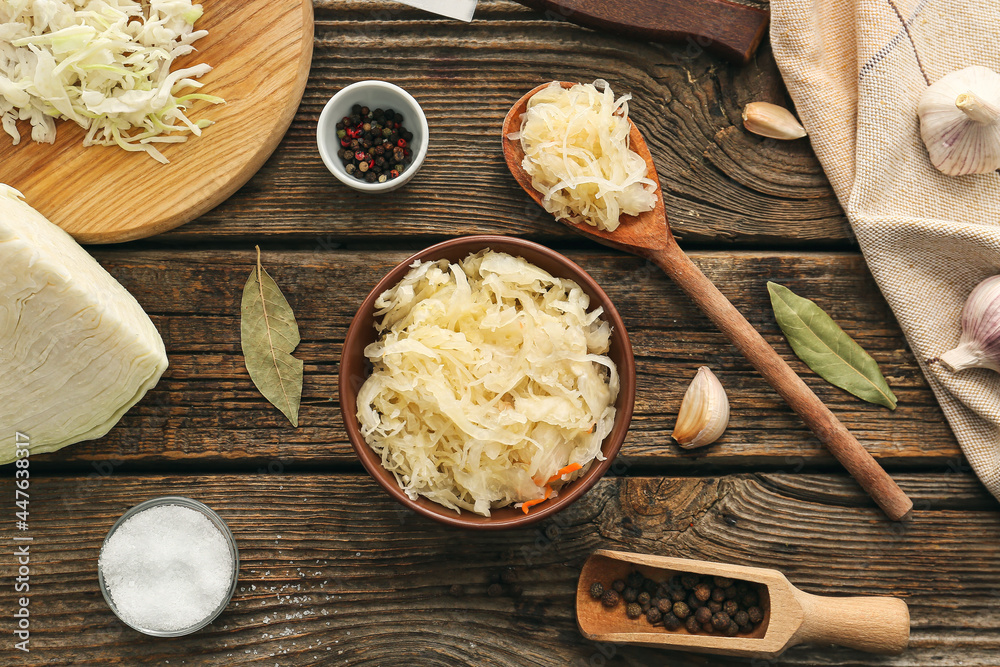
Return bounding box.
[4,2,999,665]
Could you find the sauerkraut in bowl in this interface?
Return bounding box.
[341,237,635,527]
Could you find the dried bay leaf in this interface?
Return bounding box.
[241,247,302,426]
[767,281,897,410]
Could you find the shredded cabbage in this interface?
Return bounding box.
[0,0,223,163]
[357,250,619,517]
[510,80,657,232]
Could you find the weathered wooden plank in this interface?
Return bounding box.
[147,2,850,247]
[25,248,959,472]
[3,473,997,666]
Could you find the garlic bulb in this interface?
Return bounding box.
[918,66,1000,176]
[742,102,807,140]
[940,275,1000,372]
[671,367,730,448]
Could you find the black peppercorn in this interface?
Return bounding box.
[694,583,712,602]
[711,587,726,603]
[656,598,672,613]
[589,582,604,600]
[725,621,740,637]
[733,610,749,627]
[626,572,644,589]
[669,587,686,603]
[724,585,738,600]
[662,612,682,631]
[723,600,739,617]
[640,601,650,613]
[449,584,464,597]
[680,574,699,589]
[672,601,691,620]
[637,591,650,606]
[694,606,712,625]
[687,593,702,610]
[612,579,626,593]
[623,588,638,603]
[646,607,662,624]
[334,102,415,184]
[708,600,723,614]
[642,579,659,595]
[711,611,731,631]
[626,603,642,619]
[602,590,621,608]
[487,583,503,597]
[747,606,764,625]
[714,576,734,589]
[685,616,700,633]
[702,622,714,633]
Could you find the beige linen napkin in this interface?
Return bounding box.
[770,0,1000,500]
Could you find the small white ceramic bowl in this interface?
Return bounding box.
[317,81,429,193]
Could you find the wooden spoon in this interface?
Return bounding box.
[502,82,913,521]
[577,550,910,658]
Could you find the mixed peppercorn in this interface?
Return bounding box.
[335,103,414,183]
[589,570,766,636]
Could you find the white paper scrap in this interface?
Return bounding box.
[396,0,477,22]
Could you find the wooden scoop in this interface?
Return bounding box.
[502,82,914,521]
[578,549,910,658]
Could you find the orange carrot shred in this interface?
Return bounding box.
[546,462,582,485]
[521,463,583,514]
[521,485,552,514]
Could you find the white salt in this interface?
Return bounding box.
[99,504,234,632]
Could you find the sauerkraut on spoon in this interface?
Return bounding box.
[507,80,657,232]
[356,250,619,517]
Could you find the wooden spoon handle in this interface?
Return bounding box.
[513,0,769,64]
[791,588,910,654]
[650,245,914,521]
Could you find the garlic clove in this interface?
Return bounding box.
[918,66,1000,176]
[940,274,1000,372]
[742,102,807,140]
[671,366,730,448]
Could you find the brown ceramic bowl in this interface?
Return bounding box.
[339,235,636,530]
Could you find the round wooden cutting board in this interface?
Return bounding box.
[0,0,313,244]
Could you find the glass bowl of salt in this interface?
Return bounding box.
[98,496,239,637]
